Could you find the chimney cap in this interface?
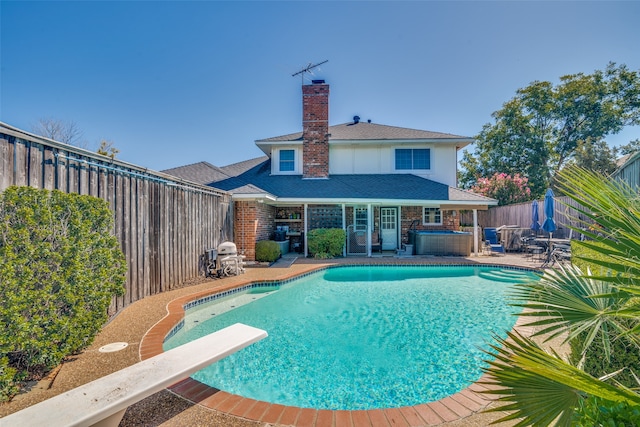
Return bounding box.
[311,79,325,84]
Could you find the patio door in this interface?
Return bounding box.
[380,208,398,250]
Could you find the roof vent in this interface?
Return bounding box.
[311,79,325,84]
[353,115,360,124]
[367,119,371,123]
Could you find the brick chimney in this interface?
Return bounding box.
[302,80,329,179]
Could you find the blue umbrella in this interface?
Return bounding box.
[542,188,557,236]
[530,200,541,232]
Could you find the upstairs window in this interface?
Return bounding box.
[395,148,430,170]
[423,207,441,225]
[279,149,295,172]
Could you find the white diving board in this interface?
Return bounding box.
[1,323,267,427]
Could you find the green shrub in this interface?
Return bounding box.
[307,228,345,259]
[573,395,640,426]
[255,240,281,262]
[570,317,640,390]
[0,357,20,402]
[570,240,640,390]
[0,186,126,401]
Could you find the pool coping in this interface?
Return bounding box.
[139,263,537,427]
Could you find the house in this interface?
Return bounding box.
[612,151,640,189]
[165,80,496,260]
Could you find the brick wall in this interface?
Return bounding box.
[399,207,460,243]
[233,201,275,261]
[302,81,329,179]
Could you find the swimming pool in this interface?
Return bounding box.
[163,265,537,410]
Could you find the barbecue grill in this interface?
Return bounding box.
[205,241,245,277]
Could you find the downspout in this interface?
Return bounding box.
[473,209,478,256]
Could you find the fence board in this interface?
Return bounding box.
[0,137,13,189]
[1,124,232,314]
[14,141,27,186]
[43,148,56,190]
[460,195,589,240]
[27,142,43,188]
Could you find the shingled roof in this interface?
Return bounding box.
[256,121,472,144]
[162,156,268,185]
[211,159,494,205]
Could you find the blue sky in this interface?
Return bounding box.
[2,1,639,172]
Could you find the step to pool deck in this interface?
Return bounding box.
[478,269,536,283]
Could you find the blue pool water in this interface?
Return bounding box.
[164,265,537,410]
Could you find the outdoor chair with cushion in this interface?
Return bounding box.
[483,240,505,256]
[371,230,383,253]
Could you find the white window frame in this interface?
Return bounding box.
[395,148,431,171]
[423,207,442,225]
[279,149,296,173]
[354,207,368,230]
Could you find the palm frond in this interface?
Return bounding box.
[508,264,624,357]
[480,331,640,426]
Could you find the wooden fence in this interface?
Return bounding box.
[460,195,586,239]
[0,123,233,314]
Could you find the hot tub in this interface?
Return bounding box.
[408,230,473,256]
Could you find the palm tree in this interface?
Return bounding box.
[480,166,640,426]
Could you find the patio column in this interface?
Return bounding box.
[304,203,308,258]
[473,209,478,256]
[398,206,402,251]
[367,203,372,257]
[342,204,346,257]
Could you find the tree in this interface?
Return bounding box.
[566,137,618,176]
[471,172,532,206]
[480,166,640,426]
[97,139,119,159]
[617,138,640,156]
[460,63,640,199]
[31,117,84,147]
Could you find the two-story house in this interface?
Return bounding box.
[164,80,496,260]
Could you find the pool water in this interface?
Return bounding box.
[164,265,537,410]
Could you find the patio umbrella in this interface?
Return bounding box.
[542,188,557,237]
[530,200,541,232]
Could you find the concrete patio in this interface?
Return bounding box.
[0,252,550,427]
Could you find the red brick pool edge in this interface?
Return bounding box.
[139,265,514,427]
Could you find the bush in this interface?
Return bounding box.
[570,318,640,390]
[0,186,126,401]
[307,228,345,258]
[570,240,640,390]
[0,357,20,402]
[573,395,640,426]
[255,240,281,262]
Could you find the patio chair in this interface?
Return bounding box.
[483,240,505,256]
[521,236,544,260]
[371,230,383,253]
[545,243,571,267]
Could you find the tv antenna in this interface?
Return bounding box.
[292,60,328,83]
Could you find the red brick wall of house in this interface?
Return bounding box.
[233,201,275,261]
[302,81,329,179]
[399,207,460,244]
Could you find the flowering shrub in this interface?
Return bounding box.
[471,173,532,206]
